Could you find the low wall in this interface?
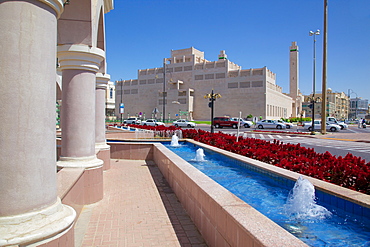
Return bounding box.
[106,126,155,140]
[151,142,307,247]
[57,168,85,218]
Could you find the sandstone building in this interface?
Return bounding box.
[116,46,300,121]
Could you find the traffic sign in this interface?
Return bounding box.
[119,103,124,114]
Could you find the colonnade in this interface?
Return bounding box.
[0,0,112,246]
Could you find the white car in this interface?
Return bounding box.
[303,120,341,132]
[336,121,348,130]
[172,119,196,128]
[327,117,348,130]
[141,119,165,126]
[256,119,286,129]
[277,120,294,129]
[124,117,141,125]
[230,118,253,128]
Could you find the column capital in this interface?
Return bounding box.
[96,73,110,89]
[39,0,64,18]
[57,44,105,73]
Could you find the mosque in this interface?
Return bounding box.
[116,44,303,121]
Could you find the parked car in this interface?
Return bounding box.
[141,119,165,126]
[327,117,348,130]
[303,120,341,132]
[256,119,286,129]
[213,117,240,129]
[277,120,294,129]
[230,118,253,128]
[172,119,196,128]
[124,117,141,125]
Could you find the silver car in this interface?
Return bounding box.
[256,119,286,129]
[230,118,253,128]
[172,119,196,128]
[303,120,340,132]
[277,120,294,129]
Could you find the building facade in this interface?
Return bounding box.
[349,98,369,120]
[106,80,116,118]
[116,47,294,121]
[302,89,350,120]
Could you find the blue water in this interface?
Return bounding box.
[163,142,370,247]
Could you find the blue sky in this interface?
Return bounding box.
[105,0,370,99]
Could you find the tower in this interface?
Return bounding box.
[289,41,301,117]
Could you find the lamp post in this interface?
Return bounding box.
[204,89,221,133]
[117,78,123,125]
[309,29,320,134]
[172,100,180,120]
[321,0,328,134]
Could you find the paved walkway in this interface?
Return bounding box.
[75,159,207,247]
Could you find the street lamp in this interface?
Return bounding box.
[309,29,320,134]
[172,101,180,119]
[116,78,124,125]
[204,89,221,133]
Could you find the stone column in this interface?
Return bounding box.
[57,44,105,204]
[0,1,76,246]
[96,73,111,170]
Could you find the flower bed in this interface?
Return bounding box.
[124,125,370,194]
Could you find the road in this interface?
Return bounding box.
[189,124,370,162]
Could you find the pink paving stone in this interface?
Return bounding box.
[76,159,207,247]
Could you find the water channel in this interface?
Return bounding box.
[164,141,370,246]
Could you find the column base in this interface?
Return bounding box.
[96,143,111,170]
[57,156,104,204]
[57,155,103,169]
[0,198,76,247]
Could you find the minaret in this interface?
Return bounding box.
[218,50,227,60]
[289,41,299,117]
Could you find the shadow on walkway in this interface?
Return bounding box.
[146,161,208,247]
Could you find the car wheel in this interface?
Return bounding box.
[308,126,312,131]
[286,125,290,129]
[244,124,250,128]
[187,124,191,128]
[175,124,178,127]
[340,125,344,130]
[143,124,147,126]
[276,125,282,129]
[215,124,220,128]
[330,127,337,132]
[258,125,264,129]
[232,124,237,129]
